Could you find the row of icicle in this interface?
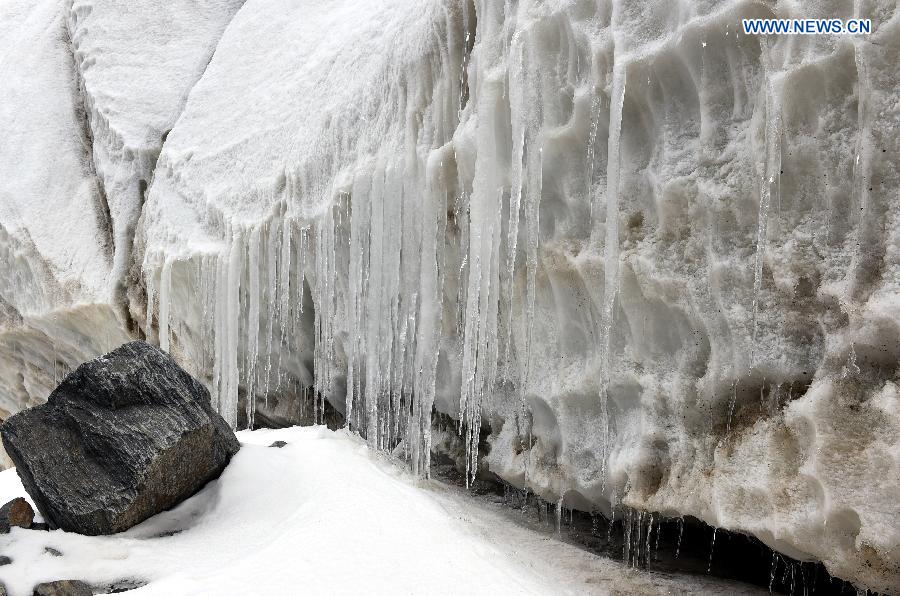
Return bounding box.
[142,1,828,495]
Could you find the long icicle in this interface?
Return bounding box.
[750,37,782,369]
[599,59,627,481]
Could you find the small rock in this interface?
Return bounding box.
[0,497,34,532]
[268,441,288,448]
[44,546,62,557]
[31,522,49,531]
[0,555,11,566]
[1,341,240,535]
[96,578,147,593]
[32,581,92,596]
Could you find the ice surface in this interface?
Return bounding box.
[0,0,241,415]
[2,0,899,591]
[0,0,122,415]
[0,426,763,595]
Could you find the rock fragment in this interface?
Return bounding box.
[0,497,34,532]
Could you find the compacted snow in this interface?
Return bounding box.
[0,426,761,595]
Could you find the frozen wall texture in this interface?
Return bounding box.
[1,0,898,591]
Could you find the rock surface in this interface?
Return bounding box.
[31,580,91,596]
[0,341,239,535]
[0,497,34,533]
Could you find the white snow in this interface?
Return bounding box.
[0,0,241,416]
[0,427,760,595]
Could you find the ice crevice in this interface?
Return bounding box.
[2,0,899,592]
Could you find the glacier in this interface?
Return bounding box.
[1,0,898,592]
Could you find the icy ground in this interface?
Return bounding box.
[0,426,761,595]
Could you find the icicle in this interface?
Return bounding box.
[145,266,157,341]
[750,37,782,368]
[263,218,279,402]
[158,258,172,353]
[245,226,261,428]
[555,497,564,536]
[599,60,627,477]
[459,18,508,484]
[726,380,737,433]
[215,227,244,429]
[770,553,780,592]
[707,527,718,573]
[277,218,292,389]
[503,36,526,369]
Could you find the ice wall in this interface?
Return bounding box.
[2,0,899,591]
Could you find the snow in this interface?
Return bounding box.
[0,427,760,595]
[68,0,244,312]
[0,0,111,308]
[0,0,127,417]
[0,0,241,416]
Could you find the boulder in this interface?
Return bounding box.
[1,341,240,535]
[32,581,91,596]
[0,497,34,532]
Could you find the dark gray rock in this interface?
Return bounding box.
[32,580,91,596]
[0,555,10,566]
[95,578,147,593]
[0,497,34,532]
[268,440,287,448]
[1,341,240,535]
[31,522,49,531]
[44,546,62,557]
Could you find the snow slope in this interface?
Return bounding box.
[0,426,762,595]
